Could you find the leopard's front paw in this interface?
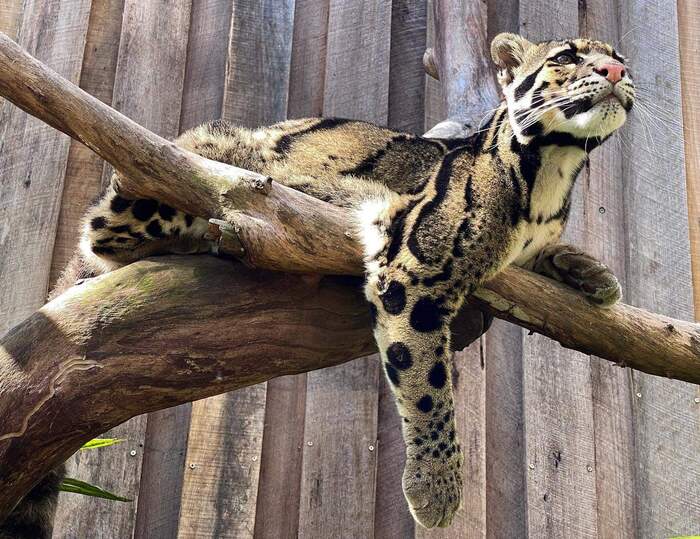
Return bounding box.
[402,447,463,528]
[536,245,622,308]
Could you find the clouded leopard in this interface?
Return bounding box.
[3,33,634,536]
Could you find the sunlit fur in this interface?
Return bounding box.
[11,34,633,537]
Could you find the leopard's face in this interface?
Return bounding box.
[492,34,635,142]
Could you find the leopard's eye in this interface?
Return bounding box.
[555,52,578,65]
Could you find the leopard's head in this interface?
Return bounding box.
[492,34,634,144]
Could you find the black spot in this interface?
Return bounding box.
[96,237,112,245]
[410,297,444,332]
[158,204,176,221]
[110,195,131,213]
[91,216,107,230]
[449,430,455,441]
[92,245,115,256]
[417,395,434,413]
[435,346,444,356]
[428,361,447,389]
[414,437,424,446]
[430,431,439,441]
[380,280,406,315]
[185,214,194,227]
[132,199,158,221]
[387,342,413,370]
[129,230,144,240]
[464,175,474,209]
[146,220,165,238]
[432,449,440,458]
[436,422,444,431]
[384,363,400,386]
[115,237,129,243]
[438,442,447,451]
[109,224,131,233]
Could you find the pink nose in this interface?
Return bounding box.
[594,62,626,84]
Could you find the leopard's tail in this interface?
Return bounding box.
[0,465,65,539]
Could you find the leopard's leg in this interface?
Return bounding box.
[365,260,466,528]
[530,243,622,307]
[81,183,212,274]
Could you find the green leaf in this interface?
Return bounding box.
[79,438,126,450]
[59,477,132,502]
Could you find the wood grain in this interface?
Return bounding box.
[388,0,427,133]
[179,0,233,133]
[423,0,444,132]
[49,0,124,289]
[286,0,330,120]
[678,0,700,319]
[618,0,700,535]
[179,3,295,538]
[0,256,376,522]
[0,0,91,333]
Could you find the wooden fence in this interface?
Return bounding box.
[0,0,698,537]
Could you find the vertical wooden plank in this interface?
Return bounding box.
[0,0,22,44]
[387,0,426,133]
[321,0,392,123]
[286,0,330,119]
[371,3,427,538]
[178,3,294,538]
[423,0,444,131]
[618,1,700,535]
[0,0,91,333]
[518,4,600,538]
[253,3,326,538]
[222,0,295,127]
[0,0,23,112]
[253,375,307,539]
[484,322,527,538]
[49,0,125,288]
[579,2,638,537]
[297,2,390,536]
[487,0,518,43]
[179,0,233,132]
[678,0,700,318]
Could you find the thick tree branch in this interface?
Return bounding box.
[0,20,699,520]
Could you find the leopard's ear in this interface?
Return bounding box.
[491,33,534,85]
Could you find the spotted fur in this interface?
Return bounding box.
[7,34,633,535]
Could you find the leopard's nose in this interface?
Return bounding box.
[594,63,626,84]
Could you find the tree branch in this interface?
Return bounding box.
[0,21,698,520]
